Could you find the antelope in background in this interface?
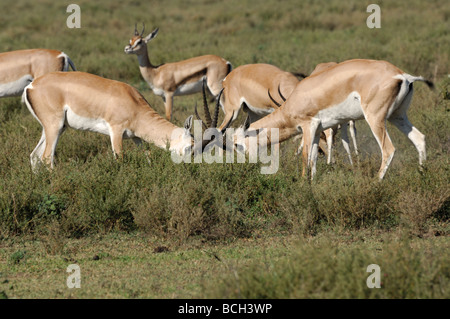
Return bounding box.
[218,59,433,180]
[0,49,76,99]
[124,24,232,121]
[22,72,195,170]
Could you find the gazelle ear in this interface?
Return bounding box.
[144,27,159,43]
[184,115,193,131]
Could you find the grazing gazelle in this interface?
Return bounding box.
[221,59,433,180]
[124,24,232,121]
[22,72,194,170]
[0,49,76,98]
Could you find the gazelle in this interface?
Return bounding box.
[0,49,76,98]
[124,24,232,121]
[225,59,433,180]
[218,63,301,130]
[220,63,357,163]
[22,71,194,170]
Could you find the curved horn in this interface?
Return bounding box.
[242,114,251,131]
[140,23,145,37]
[194,102,208,130]
[268,89,281,107]
[211,88,224,129]
[278,84,286,102]
[202,78,212,128]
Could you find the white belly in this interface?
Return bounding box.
[63,105,136,139]
[0,74,34,98]
[64,105,111,135]
[241,98,274,116]
[174,79,204,96]
[316,91,364,129]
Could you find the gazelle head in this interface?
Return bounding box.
[169,115,194,156]
[124,23,159,55]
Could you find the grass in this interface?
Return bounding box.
[1,231,448,299]
[206,233,449,299]
[0,0,449,298]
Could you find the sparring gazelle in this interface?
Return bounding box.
[0,49,76,98]
[124,24,232,121]
[224,59,433,180]
[22,72,195,170]
[220,63,358,164]
[218,63,301,131]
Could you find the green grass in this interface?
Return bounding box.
[0,0,449,298]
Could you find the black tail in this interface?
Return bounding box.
[424,79,435,90]
[226,62,233,76]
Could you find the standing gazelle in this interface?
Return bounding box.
[22,72,194,170]
[0,49,76,98]
[124,24,232,121]
[223,59,433,180]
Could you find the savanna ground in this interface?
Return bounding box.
[0,0,449,299]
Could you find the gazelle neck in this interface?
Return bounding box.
[133,107,179,149]
[136,46,157,83]
[249,106,299,144]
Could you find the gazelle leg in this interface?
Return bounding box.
[218,97,241,131]
[164,93,174,121]
[340,123,353,166]
[300,127,310,177]
[297,132,327,158]
[365,115,396,180]
[389,115,426,165]
[324,127,335,165]
[309,118,321,180]
[349,120,359,156]
[41,124,65,169]
[388,87,426,166]
[310,132,321,180]
[318,132,328,159]
[30,130,46,170]
[296,135,304,155]
[109,127,124,158]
